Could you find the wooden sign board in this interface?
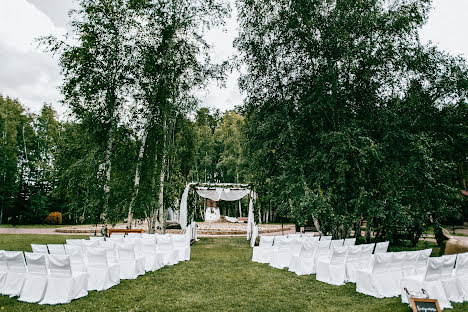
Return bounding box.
[410,298,441,312]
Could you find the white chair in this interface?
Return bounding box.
[65,239,84,248]
[270,237,299,269]
[312,240,332,274]
[455,252,468,301]
[0,251,6,291]
[117,244,145,279]
[1,251,27,297]
[345,243,374,283]
[414,249,432,275]
[156,236,179,266]
[98,241,118,265]
[86,247,119,290]
[31,244,49,254]
[400,257,452,310]
[374,241,389,254]
[440,254,461,303]
[320,236,332,241]
[344,245,362,282]
[356,252,395,298]
[47,244,66,255]
[289,240,318,275]
[330,239,345,249]
[18,252,48,303]
[288,233,302,238]
[141,239,164,271]
[172,235,190,262]
[65,245,87,273]
[317,246,349,285]
[127,233,141,238]
[252,236,275,263]
[344,238,356,246]
[82,240,99,250]
[401,251,419,277]
[89,236,105,241]
[40,254,88,305]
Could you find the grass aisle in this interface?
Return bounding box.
[1,235,467,311]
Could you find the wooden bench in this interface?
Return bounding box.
[108,228,144,237]
[238,217,248,223]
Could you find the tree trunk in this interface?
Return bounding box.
[101,122,114,237]
[154,117,167,233]
[126,113,152,229]
[1,109,7,224]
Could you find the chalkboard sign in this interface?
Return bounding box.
[410,298,441,312]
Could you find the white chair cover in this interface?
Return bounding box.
[288,233,301,238]
[31,244,49,254]
[252,236,275,263]
[344,245,362,282]
[18,252,48,303]
[172,235,190,262]
[1,251,27,297]
[82,240,99,251]
[65,245,87,273]
[345,243,374,283]
[127,233,141,238]
[455,252,468,301]
[440,254,461,303]
[374,241,389,254]
[289,240,318,275]
[344,238,356,246]
[117,244,145,279]
[0,251,6,291]
[356,252,395,298]
[47,244,66,255]
[65,239,84,248]
[317,246,348,285]
[414,249,432,275]
[269,237,299,269]
[401,251,419,277]
[320,236,332,241]
[330,239,345,249]
[40,254,88,305]
[312,240,332,274]
[400,257,452,310]
[156,236,179,266]
[86,247,120,291]
[141,239,164,272]
[89,236,105,241]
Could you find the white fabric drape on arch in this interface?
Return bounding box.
[195,188,250,202]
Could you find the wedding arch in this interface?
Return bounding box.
[178,182,257,240]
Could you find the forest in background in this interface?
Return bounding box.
[0,0,467,246]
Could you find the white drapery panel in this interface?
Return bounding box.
[195,188,250,202]
[179,183,196,230]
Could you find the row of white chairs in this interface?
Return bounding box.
[398,252,468,310]
[0,232,191,305]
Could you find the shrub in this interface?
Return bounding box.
[45,212,62,225]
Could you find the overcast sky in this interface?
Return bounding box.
[0,0,467,117]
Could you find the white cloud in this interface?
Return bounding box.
[419,0,468,60]
[0,0,65,115]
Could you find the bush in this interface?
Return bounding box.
[44,212,62,225]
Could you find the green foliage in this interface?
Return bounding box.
[236,0,468,244]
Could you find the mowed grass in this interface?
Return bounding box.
[0,235,467,312]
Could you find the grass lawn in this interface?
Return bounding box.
[1,235,467,312]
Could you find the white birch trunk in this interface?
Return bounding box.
[157,118,167,233]
[102,123,114,237]
[126,113,152,228]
